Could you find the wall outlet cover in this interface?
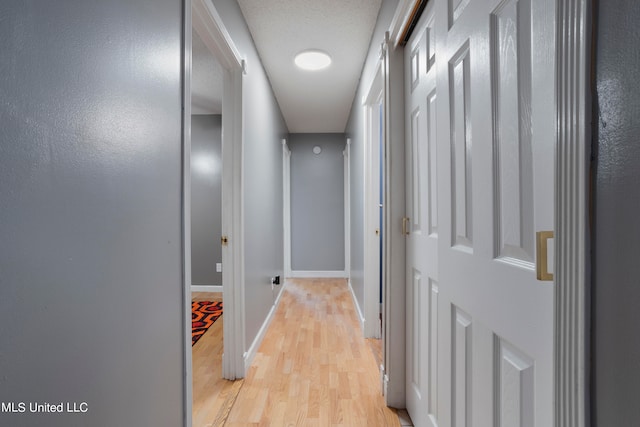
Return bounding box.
[216,263,222,273]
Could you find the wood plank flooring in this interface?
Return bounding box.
[366,338,383,369]
[192,291,236,427]
[192,291,223,302]
[225,278,401,426]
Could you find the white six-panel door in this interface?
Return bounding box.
[405,0,556,425]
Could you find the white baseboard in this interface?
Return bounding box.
[244,281,288,372]
[348,279,365,333]
[289,270,347,278]
[191,285,223,293]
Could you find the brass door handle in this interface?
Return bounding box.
[536,231,554,281]
[221,236,229,246]
[402,217,410,236]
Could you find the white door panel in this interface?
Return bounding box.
[405,3,439,427]
[406,0,555,425]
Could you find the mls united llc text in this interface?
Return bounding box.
[2,402,88,414]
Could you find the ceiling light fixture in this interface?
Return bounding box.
[294,49,332,71]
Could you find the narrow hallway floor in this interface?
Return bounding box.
[192,292,234,426]
[225,278,401,426]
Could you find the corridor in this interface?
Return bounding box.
[225,278,405,426]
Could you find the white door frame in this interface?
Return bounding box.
[388,0,591,423]
[344,138,352,279]
[184,4,247,422]
[381,31,408,408]
[554,0,591,425]
[363,63,384,340]
[282,139,292,278]
[182,3,194,424]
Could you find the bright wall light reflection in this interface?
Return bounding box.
[193,155,218,175]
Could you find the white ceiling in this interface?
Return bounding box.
[191,28,223,115]
[237,0,382,133]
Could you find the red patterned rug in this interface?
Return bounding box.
[192,301,223,346]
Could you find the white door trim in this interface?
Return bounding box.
[192,0,243,70]
[190,0,247,388]
[182,3,193,425]
[363,62,383,340]
[388,1,592,424]
[344,138,352,279]
[388,0,423,47]
[289,270,347,279]
[282,139,292,278]
[191,285,223,293]
[554,0,591,425]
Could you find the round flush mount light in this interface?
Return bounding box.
[294,49,332,71]
[313,146,322,154]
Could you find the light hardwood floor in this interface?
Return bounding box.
[192,292,236,427]
[225,278,401,426]
[192,291,223,302]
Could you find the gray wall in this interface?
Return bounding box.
[191,115,222,286]
[0,1,184,426]
[344,0,399,311]
[592,1,640,424]
[212,0,289,350]
[290,134,345,271]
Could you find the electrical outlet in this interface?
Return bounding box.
[216,263,222,273]
[270,275,281,291]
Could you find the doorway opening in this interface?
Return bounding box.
[364,63,385,340]
[183,0,246,425]
[190,22,225,424]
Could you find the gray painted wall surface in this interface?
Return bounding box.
[344,0,399,312]
[289,134,345,271]
[0,1,184,426]
[592,1,640,425]
[191,115,223,286]
[212,0,288,350]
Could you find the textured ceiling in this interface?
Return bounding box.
[237,0,382,133]
[191,28,223,115]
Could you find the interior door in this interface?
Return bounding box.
[406,0,556,425]
[365,86,384,340]
[405,2,440,426]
